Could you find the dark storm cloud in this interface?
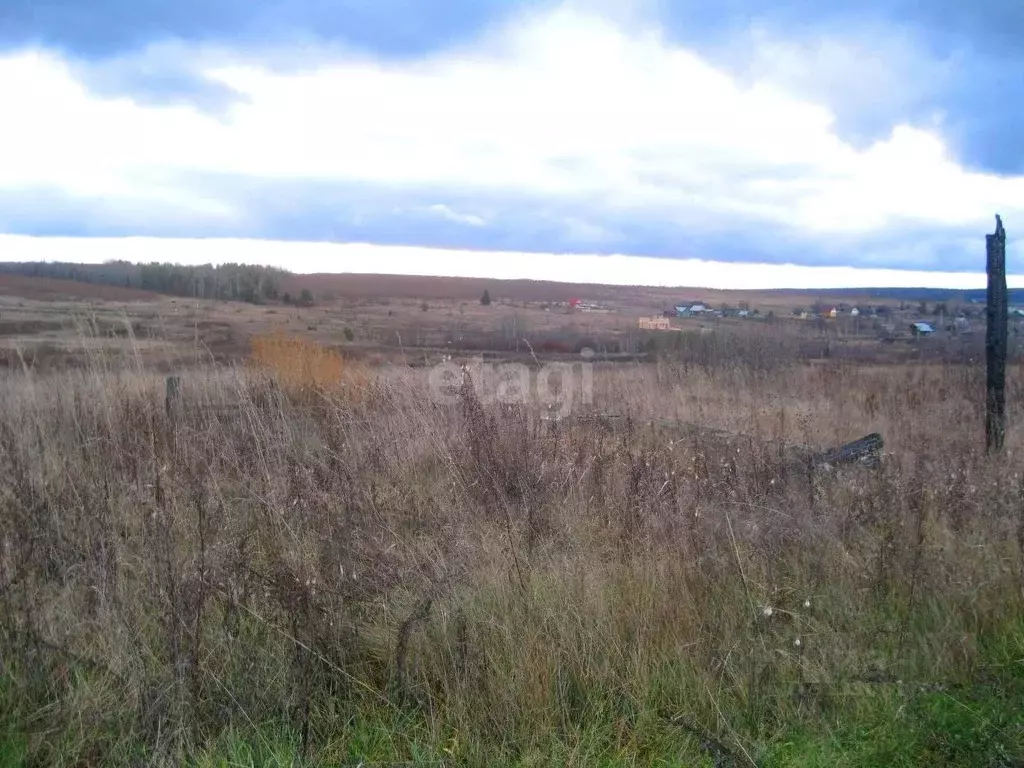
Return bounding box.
[5,0,1019,58]
[0,0,550,115]
[659,0,1024,55]
[660,0,1024,174]
[0,0,548,59]
[1,0,1021,171]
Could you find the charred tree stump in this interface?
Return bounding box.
[986,215,1008,453]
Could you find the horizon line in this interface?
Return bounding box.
[0,234,1020,292]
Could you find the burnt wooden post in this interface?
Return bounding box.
[986,214,1008,453]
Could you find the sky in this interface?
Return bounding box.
[0,0,1022,288]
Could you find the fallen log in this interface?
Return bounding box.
[564,412,884,472]
[813,432,884,469]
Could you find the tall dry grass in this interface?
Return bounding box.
[0,335,1022,765]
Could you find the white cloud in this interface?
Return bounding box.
[0,50,239,220]
[1,234,1020,290]
[423,204,487,227]
[0,2,1021,250]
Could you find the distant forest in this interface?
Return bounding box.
[0,260,310,304]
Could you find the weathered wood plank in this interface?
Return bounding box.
[164,375,180,417]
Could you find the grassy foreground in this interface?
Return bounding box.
[0,349,1023,766]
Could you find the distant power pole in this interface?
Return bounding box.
[986,214,1008,453]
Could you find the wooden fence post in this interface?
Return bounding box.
[165,375,181,419]
[986,214,1007,453]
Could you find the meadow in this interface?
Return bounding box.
[0,284,1021,767]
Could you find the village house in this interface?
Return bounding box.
[638,316,674,331]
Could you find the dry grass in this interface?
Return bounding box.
[0,328,1022,766]
[0,274,161,302]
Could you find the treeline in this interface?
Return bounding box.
[0,260,301,304]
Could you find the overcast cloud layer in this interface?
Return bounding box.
[0,0,1022,285]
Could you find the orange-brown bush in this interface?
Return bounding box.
[248,331,369,401]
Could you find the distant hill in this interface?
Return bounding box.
[289,273,1017,306]
[0,261,1016,306]
[794,287,1023,304]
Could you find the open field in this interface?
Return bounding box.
[0,276,1022,766]
[0,274,162,302]
[0,273,1003,371]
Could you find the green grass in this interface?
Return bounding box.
[764,680,1024,767]
[764,616,1024,767]
[1,609,1020,766]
